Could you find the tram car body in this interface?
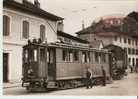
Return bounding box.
[104,44,128,80]
[22,39,112,91]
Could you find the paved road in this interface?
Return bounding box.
[3,73,138,95]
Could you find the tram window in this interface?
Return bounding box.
[49,50,54,63]
[82,52,87,63]
[69,50,73,62]
[40,49,44,60]
[34,49,37,61]
[101,53,106,63]
[47,51,50,62]
[29,49,34,62]
[95,52,99,63]
[74,51,78,61]
[24,49,28,63]
[47,49,54,63]
[63,50,67,61]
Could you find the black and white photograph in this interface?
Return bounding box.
[2,0,138,96]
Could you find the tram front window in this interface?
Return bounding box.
[28,49,38,62]
[24,49,28,63]
[34,49,37,62]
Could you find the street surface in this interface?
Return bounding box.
[3,73,138,95]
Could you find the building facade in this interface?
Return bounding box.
[57,31,89,45]
[3,0,63,83]
[76,16,138,67]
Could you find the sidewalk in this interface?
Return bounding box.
[3,82,21,89]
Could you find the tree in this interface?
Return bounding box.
[122,16,138,37]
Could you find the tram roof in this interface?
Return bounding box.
[23,41,109,53]
[48,42,109,53]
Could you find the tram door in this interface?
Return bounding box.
[3,53,9,82]
[39,47,47,78]
[47,48,56,80]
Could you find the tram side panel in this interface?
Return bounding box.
[89,52,111,80]
[88,51,103,78]
[56,48,84,80]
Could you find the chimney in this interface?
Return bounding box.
[34,0,40,8]
[57,21,64,31]
[82,20,85,30]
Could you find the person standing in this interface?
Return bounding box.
[101,66,106,86]
[86,68,93,89]
[129,65,133,73]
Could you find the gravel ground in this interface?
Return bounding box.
[3,73,138,96]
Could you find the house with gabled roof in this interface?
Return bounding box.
[3,0,63,83]
[76,15,138,68]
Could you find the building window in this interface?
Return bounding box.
[124,37,127,43]
[132,40,134,45]
[22,20,29,39]
[136,49,137,55]
[132,58,135,66]
[3,15,10,36]
[136,50,138,55]
[132,48,135,55]
[128,58,131,64]
[114,36,117,41]
[40,24,45,41]
[118,20,121,24]
[120,37,121,42]
[128,48,131,55]
[114,20,118,25]
[128,39,131,44]
[124,47,127,54]
[135,40,137,46]
[110,20,113,24]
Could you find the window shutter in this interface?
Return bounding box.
[3,15,10,36]
[40,25,45,41]
[23,21,29,39]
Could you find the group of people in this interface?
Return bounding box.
[85,66,106,89]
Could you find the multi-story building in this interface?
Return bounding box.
[3,0,63,83]
[76,16,138,67]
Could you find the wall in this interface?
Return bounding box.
[3,8,58,44]
[94,35,114,46]
[78,33,114,46]
[3,44,22,82]
[112,35,138,66]
[78,32,138,67]
[3,8,58,82]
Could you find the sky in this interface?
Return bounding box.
[29,0,138,35]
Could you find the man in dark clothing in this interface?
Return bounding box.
[130,65,133,73]
[101,66,106,86]
[86,68,93,89]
